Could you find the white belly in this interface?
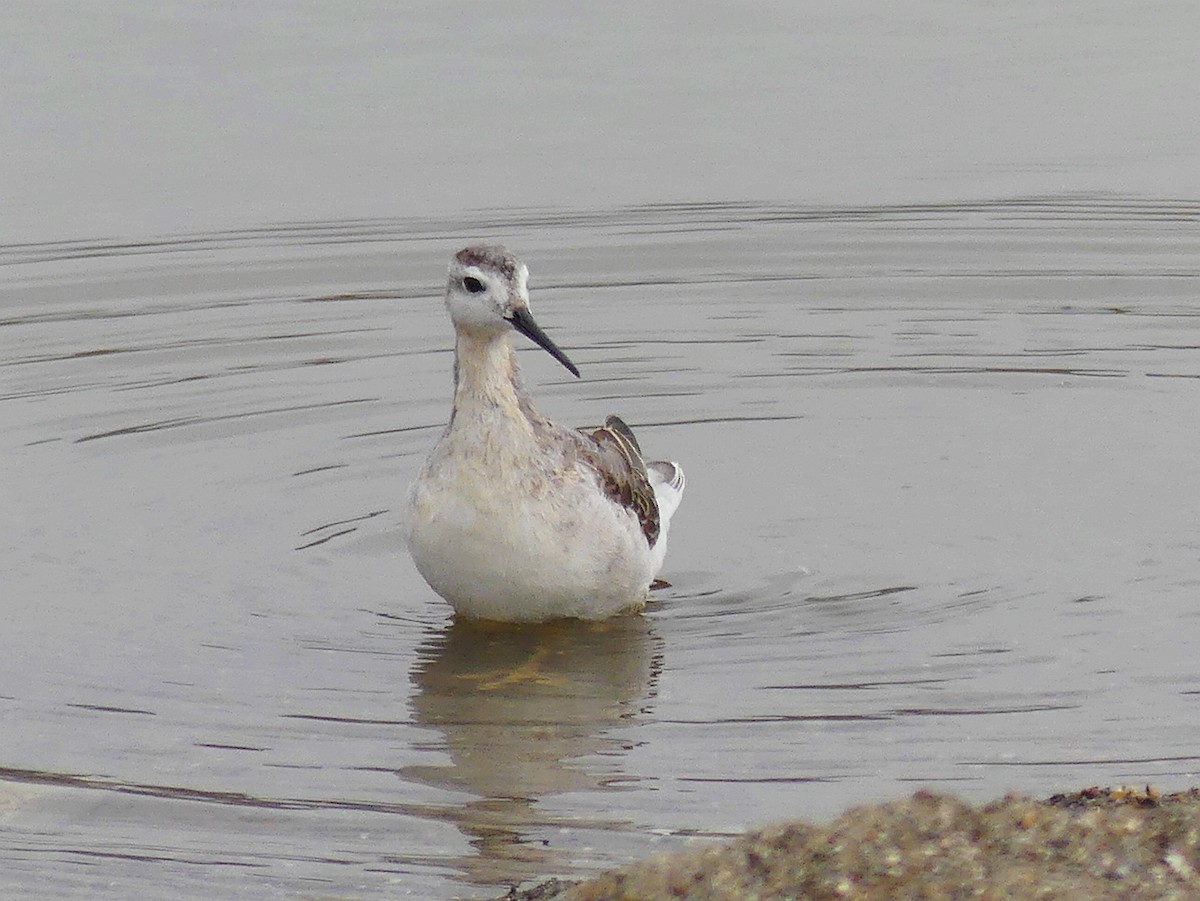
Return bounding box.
[406,457,654,621]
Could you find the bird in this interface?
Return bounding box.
[405,244,685,622]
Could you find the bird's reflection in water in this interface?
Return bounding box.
[402,613,661,888]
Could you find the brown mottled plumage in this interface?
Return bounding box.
[583,416,661,547]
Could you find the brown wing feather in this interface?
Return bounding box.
[579,415,661,547]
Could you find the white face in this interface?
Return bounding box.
[444,256,529,335]
[444,245,580,377]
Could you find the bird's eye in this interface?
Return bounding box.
[463,276,485,294]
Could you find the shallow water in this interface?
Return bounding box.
[6,1,1200,896]
[3,199,1200,899]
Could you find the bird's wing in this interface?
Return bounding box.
[578,415,661,547]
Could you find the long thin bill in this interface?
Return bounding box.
[508,307,581,377]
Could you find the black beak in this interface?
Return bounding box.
[508,306,580,378]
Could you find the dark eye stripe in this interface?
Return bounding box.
[463,276,485,293]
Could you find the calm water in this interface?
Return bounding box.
[3,200,1200,900]
[5,2,1200,900]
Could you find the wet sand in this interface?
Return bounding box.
[501,787,1200,900]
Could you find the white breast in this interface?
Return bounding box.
[406,453,655,621]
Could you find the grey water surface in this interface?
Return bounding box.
[4,3,1200,900]
[4,201,1200,900]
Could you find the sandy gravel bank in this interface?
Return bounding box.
[495,787,1200,901]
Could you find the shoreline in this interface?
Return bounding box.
[496,786,1200,900]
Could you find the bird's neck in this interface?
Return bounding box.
[451,329,533,427]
